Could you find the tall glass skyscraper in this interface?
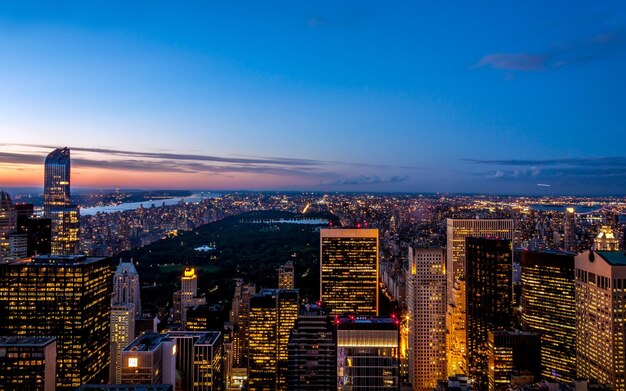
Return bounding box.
[44,148,71,218]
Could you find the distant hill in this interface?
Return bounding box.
[116,210,339,312]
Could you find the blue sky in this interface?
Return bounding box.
[1,2,625,194]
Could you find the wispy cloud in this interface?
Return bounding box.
[476,31,626,73]
[324,175,408,186]
[463,157,626,167]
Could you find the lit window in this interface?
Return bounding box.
[128,357,138,367]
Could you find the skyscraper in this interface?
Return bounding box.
[407,247,447,391]
[43,147,71,218]
[563,208,577,252]
[120,333,176,386]
[110,303,136,384]
[113,259,142,317]
[165,331,225,391]
[465,237,513,387]
[44,148,79,255]
[287,304,336,391]
[0,255,111,389]
[320,228,378,316]
[445,219,514,376]
[594,226,620,251]
[174,267,206,327]
[229,279,256,369]
[336,316,400,390]
[248,288,299,390]
[487,330,541,391]
[520,250,576,381]
[278,260,295,289]
[0,336,57,391]
[0,191,17,262]
[575,250,626,390]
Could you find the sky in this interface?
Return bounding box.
[1,2,625,195]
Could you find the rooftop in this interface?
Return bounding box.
[77,386,173,391]
[124,333,172,352]
[7,254,107,266]
[597,251,626,266]
[336,316,400,330]
[165,331,221,345]
[0,336,56,347]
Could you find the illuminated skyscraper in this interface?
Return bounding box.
[287,304,336,390]
[174,267,206,327]
[336,316,400,390]
[0,255,111,389]
[594,226,620,251]
[0,191,17,262]
[406,247,446,391]
[320,228,378,316]
[248,288,299,390]
[120,333,176,386]
[0,336,57,391]
[445,219,514,376]
[229,279,256,368]
[563,208,577,252]
[165,331,224,391]
[487,330,541,391]
[465,237,513,387]
[110,303,136,384]
[520,250,576,381]
[113,259,142,317]
[575,251,626,390]
[43,147,71,218]
[278,260,295,289]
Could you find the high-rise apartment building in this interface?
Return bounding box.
[120,333,177,387]
[278,260,295,289]
[406,246,447,391]
[43,147,71,217]
[113,259,142,316]
[174,267,206,327]
[110,303,136,384]
[563,208,577,252]
[0,191,17,262]
[520,250,576,381]
[487,330,541,391]
[594,226,620,251]
[50,205,80,255]
[445,219,514,376]
[0,336,57,391]
[0,255,111,389]
[336,316,400,390]
[229,279,256,369]
[248,288,299,390]
[575,250,626,390]
[320,228,378,316]
[287,304,336,391]
[465,237,513,387]
[165,331,224,391]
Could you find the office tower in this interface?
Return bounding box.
[520,250,576,381]
[0,255,111,389]
[487,330,541,391]
[465,237,513,387]
[445,219,514,376]
[563,208,577,252]
[320,228,378,316]
[248,288,299,390]
[8,232,28,260]
[113,259,142,317]
[0,336,57,391]
[287,304,336,391]
[336,316,400,390]
[594,226,620,251]
[22,217,52,256]
[110,303,136,384]
[230,279,256,369]
[186,304,226,331]
[278,260,295,289]
[50,205,80,255]
[121,333,176,387]
[175,267,206,327]
[406,247,447,391]
[575,251,626,390]
[0,191,17,262]
[165,331,224,391]
[43,147,71,218]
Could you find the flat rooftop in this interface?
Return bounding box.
[124,333,172,352]
[0,336,56,347]
[598,251,626,266]
[165,331,221,345]
[336,316,399,330]
[6,254,107,266]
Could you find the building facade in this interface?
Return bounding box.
[406,246,446,391]
[520,250,576,381]
[0,336,57,391]
[320,228,379,316]
[445,219,514,376]
[487,330,541,391]
[278,260,295,289]
[113,259,142,316]
[110,303,136,384]
[166,331,224,391]
[121,333,176,387]
[0,255,111,389]
[575,251,626,391]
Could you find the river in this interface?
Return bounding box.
[80,192,221,216]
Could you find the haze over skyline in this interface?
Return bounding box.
[1,2,626,195]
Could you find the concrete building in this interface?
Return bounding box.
[121,333,177,388]
[0,336,56,391]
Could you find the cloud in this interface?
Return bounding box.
[307,17,328,27]
[463,157,626,167]
[324,175,408,186]
[477,30,626,72]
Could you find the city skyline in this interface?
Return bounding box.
[1,2,626,194]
